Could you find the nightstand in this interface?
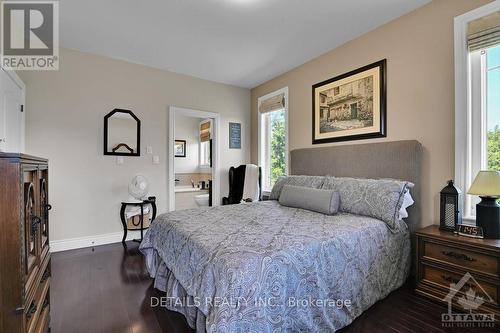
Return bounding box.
[415,225,500,319]
[120,198,157,243]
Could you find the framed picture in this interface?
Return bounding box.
[174,140,186,157]
[312,59,386,144]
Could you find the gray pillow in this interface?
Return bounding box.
[279,185,340,215]
[269,175,326,200]
[321,176,413,229]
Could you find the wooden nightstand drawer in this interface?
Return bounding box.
[416,225,500,319]
[423,240,498,276]
[422,264,498,305]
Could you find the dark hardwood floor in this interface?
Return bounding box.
[51,242,500,333]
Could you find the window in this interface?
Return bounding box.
[487,46,500,171]
[258,87,288,193]
[199,119,211,168]
[455,4,500,220]
[468,46,500,216]
[199,140,211,168]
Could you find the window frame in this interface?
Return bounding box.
[199,119,212,169]
[199,140,211,169]
[454,2,500,221]
[257,87,289,194]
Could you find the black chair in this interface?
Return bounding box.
[222,165,262,205]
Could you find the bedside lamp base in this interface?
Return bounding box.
[476,196,500,239]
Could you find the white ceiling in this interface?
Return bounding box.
[60,0,430,88]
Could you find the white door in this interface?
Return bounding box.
[0,69,25,152]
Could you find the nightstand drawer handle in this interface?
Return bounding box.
[441,250,476,262]
[441,275,476,290]
[442,275,459,284]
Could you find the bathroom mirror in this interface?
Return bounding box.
[104,109,141,156]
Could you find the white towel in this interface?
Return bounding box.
[125,205,150,220]
[241,164,260,202]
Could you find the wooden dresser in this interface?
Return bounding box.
[415,225,500,318]
[0,154,51,333]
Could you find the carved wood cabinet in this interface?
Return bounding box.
[0,153,51,333]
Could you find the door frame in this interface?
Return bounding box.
[168,106,220,211]
[0,68,25,153]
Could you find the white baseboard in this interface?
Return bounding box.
[49,230,143,252]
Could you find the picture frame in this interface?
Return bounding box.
[174,140,186,157]
[312,59,386,144]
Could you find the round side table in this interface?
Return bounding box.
[120,197,157,243]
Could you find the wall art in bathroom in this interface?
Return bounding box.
[175,140,186,157]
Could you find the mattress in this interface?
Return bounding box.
[140,200,410,332]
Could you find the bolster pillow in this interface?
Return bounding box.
[279,185,340,215]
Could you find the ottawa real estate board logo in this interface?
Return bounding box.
[442,272,495,328]
[1,1,59,70]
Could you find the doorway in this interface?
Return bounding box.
[0,69,25,153]
[168,106,220,211]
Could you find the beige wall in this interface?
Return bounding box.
[251,0,492,228]
[19,48,250,243]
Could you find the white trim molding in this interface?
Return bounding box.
[0,68,26,153]
[49,231,143,252]
[168,106,221,211]
[454,1,500,221]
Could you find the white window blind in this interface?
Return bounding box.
[200,119,211,142]
[258,93,285,114]
[468,11,500,51]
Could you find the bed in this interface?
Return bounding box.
[140,140,422,332]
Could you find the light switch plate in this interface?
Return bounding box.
[147,145,153,154]
[153,155,160,164]
[116,156,124,165]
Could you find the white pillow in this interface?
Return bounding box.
[398,190,414,220]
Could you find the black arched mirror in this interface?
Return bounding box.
[104,109,141,156]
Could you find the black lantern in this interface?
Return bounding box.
[440,180,462,232]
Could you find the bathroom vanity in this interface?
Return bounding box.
[174,186,210,210]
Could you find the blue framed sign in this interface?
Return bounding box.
[229,122,241,149]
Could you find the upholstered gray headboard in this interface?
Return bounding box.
[290,140,422,233]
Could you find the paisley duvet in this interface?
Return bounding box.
[140,200,410,332]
